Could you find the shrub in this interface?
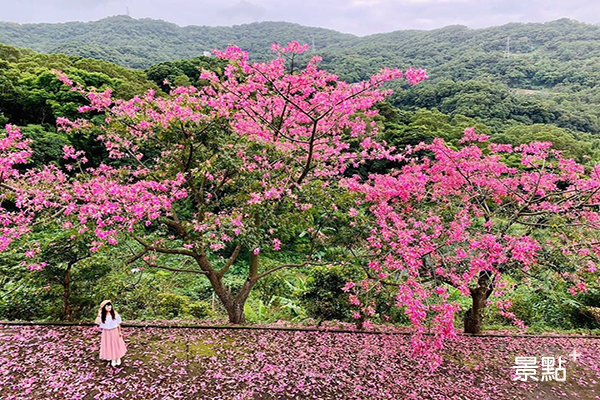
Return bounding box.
[157,292,190,318]
[188,301,213,319]
[0,283,48,321]
[254,273,294,305]
[301,264,366,322]
[486,282,600,331]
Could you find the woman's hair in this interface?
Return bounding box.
[101,302,116,324]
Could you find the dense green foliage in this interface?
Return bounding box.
[390,79,600,135]
[145,56,228,92]
[0,43,157,126]
[2,16,598,137]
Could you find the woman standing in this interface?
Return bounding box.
[95,300,127,367]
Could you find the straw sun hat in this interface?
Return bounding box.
[94,299,113,324]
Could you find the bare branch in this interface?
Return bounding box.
[133,236,199,258]
[296,120,319,185]
[216,243,242,278]
[126,247,149,265]
[162,217,190,241]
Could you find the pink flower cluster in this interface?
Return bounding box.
[343,130,600,359]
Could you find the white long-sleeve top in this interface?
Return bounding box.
[99,313,122,330]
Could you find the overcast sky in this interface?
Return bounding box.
[1,0,599,36]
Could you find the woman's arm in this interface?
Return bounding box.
[117,314,122,336]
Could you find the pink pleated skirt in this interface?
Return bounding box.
[99,327,127,360]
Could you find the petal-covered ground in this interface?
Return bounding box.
[0,324,598,399]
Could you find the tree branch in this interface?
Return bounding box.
[133,236,199,259]
[216,243,242,278]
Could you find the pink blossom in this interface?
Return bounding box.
[272,238,281,251]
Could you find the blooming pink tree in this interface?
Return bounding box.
[0,42,427,323]
[344,128,600,347]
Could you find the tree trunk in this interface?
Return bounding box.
[464,289,486,334]
[464,271,493,334]
[61,263,72,321]
[195,249,259,324]
[205,269,255,324]
[356,315,365,331]
[219,251,258,324]
[227,300,246,324]
[207,273,239,323]
[226,276,257,324]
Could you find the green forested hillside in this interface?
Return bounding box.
[0,43,157,126]
[0,16,597,84]
[0,16,354,69]
[0,43,158,169]
[1,16,598,134]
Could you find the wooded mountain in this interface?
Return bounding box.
[0,16,597,79]
[1,16,599,134]
[0,16,353,69]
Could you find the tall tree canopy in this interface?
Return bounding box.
[0,42,426,324]
[343,129,600,366]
